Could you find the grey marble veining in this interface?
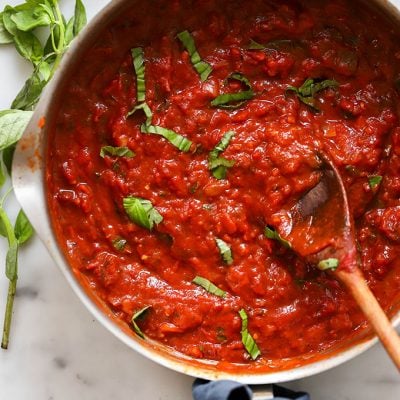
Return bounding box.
[0,0,400,399]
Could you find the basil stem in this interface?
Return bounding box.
[0,205,18,349]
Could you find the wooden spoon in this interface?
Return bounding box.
[272,153,400,371]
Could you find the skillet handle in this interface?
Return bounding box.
[251,384,274,400]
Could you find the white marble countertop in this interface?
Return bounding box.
[0,1,399,399]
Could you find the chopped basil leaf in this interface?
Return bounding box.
[177,30,212,81]
[142,125,192,152]
[264,226,291,249]
[209,131,235,179]
[189,182,199,194]
[317,258,339,271]
[209,158,235,179]
[211,91,254,108]
[127,101,153,129]
[211,72,254,109]
[123,196,163,230]
[215,238,233,265]
[287,78,338,110]
[100,146,135,158]
[248,38,299,51]
[112,238,127,251]
[131,47,146,102]
[131,306,151,339]
[239,309,261,360]
[209,130,235,159]
[216,327,227,343]
[129,104,191,152]
[368,175,382,189]
[248,39,265,50]
[193,276,226,297]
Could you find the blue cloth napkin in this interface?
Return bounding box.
[192,379,310,400]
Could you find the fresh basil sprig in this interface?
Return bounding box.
[0,0,87,349]
[211,72,254,109]
[286,78,338,111]
[1,0,87,112]
[193,276,226,298]
[215,238,233,265]
[239,309,261,360]
[0,192,33,349]
[208,131,235,179]
[131,306,151,339]
[177,30,212,81]
[123,196,163,230]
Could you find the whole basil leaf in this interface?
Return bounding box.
[11,68,46,110]
[64,16,74,45]
[0,13,13,44]
[2,7,43,64]
[2,6,18,36]
[13,30,43,64]
[14,209,33,245]
[0,110,33,151]
[2,144,16,176]
[73,0,86,36]
[37,59,51,80]
[11,6,52,32]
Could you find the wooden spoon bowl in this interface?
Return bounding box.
[274,152,400,371]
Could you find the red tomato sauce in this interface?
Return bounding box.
[47,0,400,368]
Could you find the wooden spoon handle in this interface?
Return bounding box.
[336,269,400,371]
